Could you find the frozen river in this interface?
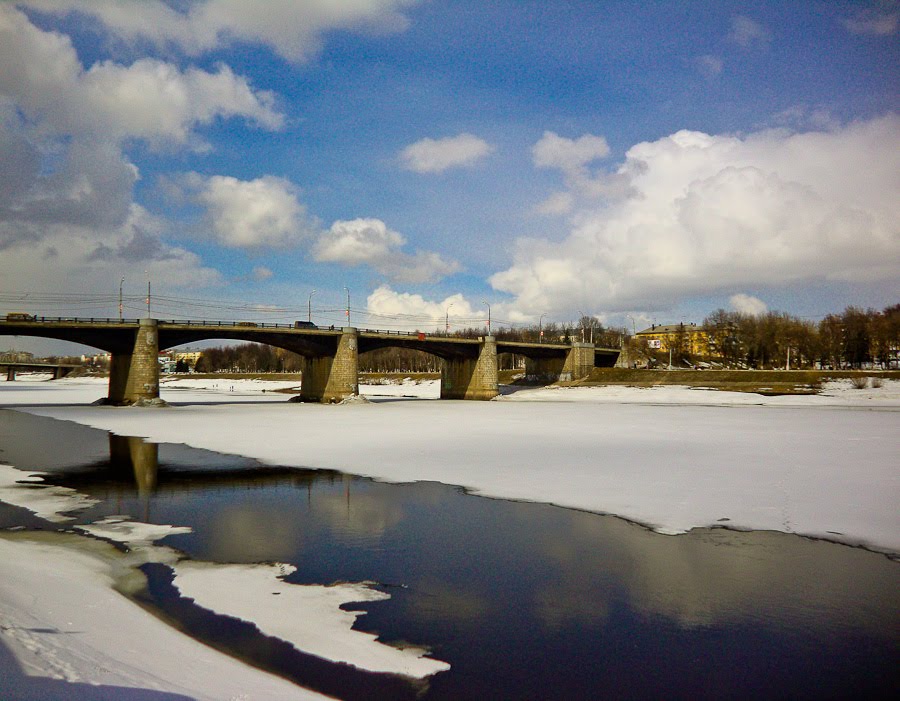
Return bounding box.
[0,377,898,699]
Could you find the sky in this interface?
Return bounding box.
[0,0,898,354]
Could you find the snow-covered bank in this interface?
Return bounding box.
[500,379,900,408]
[0,532,329,701]
[2,377,898,554]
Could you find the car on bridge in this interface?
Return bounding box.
[294,321,316,328]
[4,313,35,321]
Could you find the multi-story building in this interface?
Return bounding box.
[635,323,712,357]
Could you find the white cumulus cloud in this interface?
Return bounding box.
[400,133,495,174]
[189,175,317,249]
[842,8,898,36]
[314,219,460,284]
[695,54,724,79]
[729,294,768,316]
[0,7,282,145]
[17,0,420,63]
[366,285,483,331]
[531,131,631,212]
[490,116,900,316]
[532,131,610,175]
[730,15,771,48]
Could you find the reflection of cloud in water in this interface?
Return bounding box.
[407,576,491,624]
[520,508,899,636]
[205,504,307,563]
[203,478,406,563]
[310,477,406,542]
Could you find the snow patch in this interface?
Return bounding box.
[173,561,451,678]
[0,463,98,521]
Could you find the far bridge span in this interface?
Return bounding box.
[0,317,619,404]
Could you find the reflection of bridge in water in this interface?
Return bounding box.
[42,433,339,498]
[0,317,619,404]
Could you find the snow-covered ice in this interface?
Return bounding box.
[3,376,897,553]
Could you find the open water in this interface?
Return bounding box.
[0,408,898,700]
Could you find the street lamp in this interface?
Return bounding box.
[626,314,636,336]
[119,276,125,321]
[578,310,586,343]
[445,302,454,334]
[482,300,491,335]
[539,313,546,343]
[308,289,316,323]
[344,287,350,326]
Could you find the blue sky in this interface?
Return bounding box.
[1,0,898,350]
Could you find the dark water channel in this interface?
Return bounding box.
[0,409,898,700]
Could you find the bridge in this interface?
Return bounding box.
[0,317,619,404]
[1,360,81,381]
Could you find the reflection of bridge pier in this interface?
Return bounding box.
[0,316,620,405]
[109,433,159,493]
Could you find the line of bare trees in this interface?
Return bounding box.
[695,304,899,369]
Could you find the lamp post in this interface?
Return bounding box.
[626,314,636,336]
[308,289,316,323]
[482,300,491,335]
[118,276,125,321]
[539,313,546,343]
[344,287,350,326]
[445,302,454,333]
[578,310,586,343]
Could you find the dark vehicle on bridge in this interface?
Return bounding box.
[294,321,316,328]
[236,321,258,327]
[4,313,35,321]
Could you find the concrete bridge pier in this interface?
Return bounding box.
[6,367,14,381]
[108,318,160,405]
[298,327,359,403]
[525,342,595,382]
[440,336,498,400]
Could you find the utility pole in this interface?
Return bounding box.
[119,276,125,321]
[539,313,546,343]
[344,287,350,326]
[482,300,491,335]
[145,271,150,317]
[308,289,316,323]
[445,302,454,333]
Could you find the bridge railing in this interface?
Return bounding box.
[3,317,584,347]
[2,316,144,324]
